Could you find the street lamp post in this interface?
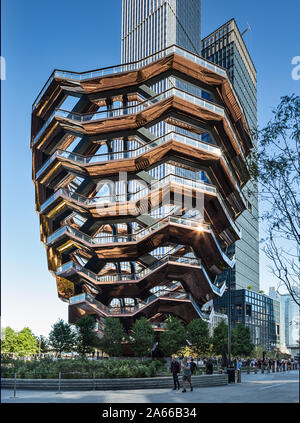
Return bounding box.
[227,281,232,367]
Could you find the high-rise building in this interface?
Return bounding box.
[202,18,259,292]
[271,287,300,357]
[214,288,281,350]
[121,0,202,63]
[31,45,252,339]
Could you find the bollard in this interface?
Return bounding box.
[237,369,241,383]
[267,365,270,374]
[93,371,96,391]
[261,365,264,374]
[56,372,62,394]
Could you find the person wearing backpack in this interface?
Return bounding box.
[190,358,197,375]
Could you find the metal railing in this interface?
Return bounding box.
[56,254,202,283]
[33,87,225,145]
[40,172,240,239]
[35,130,222,179]
[46,215,235,268]
[40,173,217,210]
[32,87,246,161]
[46,215,211,246]
[68,289,191,316]
[32,44,239,112]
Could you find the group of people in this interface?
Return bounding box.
[170,356,213,392]
[248,357,299,370]
[169,355,300,391]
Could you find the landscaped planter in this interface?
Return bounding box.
[1,374,228,391]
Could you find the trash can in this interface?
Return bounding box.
[227,367,235,383]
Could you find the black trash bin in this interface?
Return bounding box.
[227,367,235,383]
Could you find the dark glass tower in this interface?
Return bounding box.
[202,18,259,293]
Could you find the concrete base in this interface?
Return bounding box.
[1,374,228,391]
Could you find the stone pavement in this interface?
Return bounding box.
[1,370,299,403]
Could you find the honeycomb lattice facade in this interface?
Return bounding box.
[31,46,252,337]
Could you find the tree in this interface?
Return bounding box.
[248,95,300,306]
[130,317,155,357]
[100,318,128,357]
[1,327,18,355]
[15,327,39,357]
[35,335,49,355]
[159,316,186,356]
[231,324,254,357]
[48,319,76,356]
[254,344,264,359]
[212,320,228,356]
[186,318,210,356]
[74,315,100,356]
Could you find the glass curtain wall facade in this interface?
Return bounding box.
[278,288,300,355]
[202,18,259,292]
[214,289,280,350]
[121,0,202,63]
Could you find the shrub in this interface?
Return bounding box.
[0,357,166,379]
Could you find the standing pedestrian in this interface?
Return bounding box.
[205,358,213,374]
[181,357,193,393]
[170,357,181,390]
[190,358,197,375]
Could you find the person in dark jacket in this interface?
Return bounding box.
[170,357,181,390]
[190,358,197,374]
[205,359,213,374]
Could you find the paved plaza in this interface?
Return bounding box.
[1,370,299,403]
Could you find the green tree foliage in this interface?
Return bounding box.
[231,324,254,357]
[35,335,49,354]
[100,318,128,357]
[212,320,228,356]
[130,317,155,357]
[15,328,39,357]
[1,327,18,355]
[74,315,100,356]
[186,318,210,356]
[254,344,264,359]
[159,316,186,356]
[48,319,76,356]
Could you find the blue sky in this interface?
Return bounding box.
[2,0,300,336]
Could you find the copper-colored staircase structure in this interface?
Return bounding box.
[31,45,252,337]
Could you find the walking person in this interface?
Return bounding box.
[181,357,193,393]
[170,357,181,390]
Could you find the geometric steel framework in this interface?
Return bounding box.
[31,45,252,337]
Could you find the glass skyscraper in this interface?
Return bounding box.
[121,0,202,63]
[214,289,280,350]
[202,19,259,292]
